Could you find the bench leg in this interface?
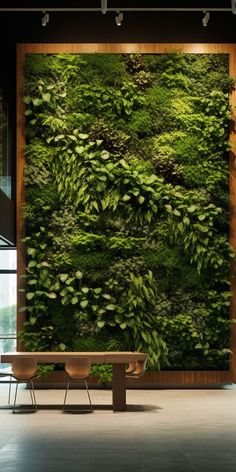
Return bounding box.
[112,363,126,411]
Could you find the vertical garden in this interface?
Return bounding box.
[21,52,234,378]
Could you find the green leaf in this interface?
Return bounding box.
[47,292,57,299]
[59,343,66,351]
[102,293,111,299]
[138,195,145,204]
[28,261,37,268]
[97,320,105,328]
[26,292,35,300]
[27,279,37,285]
[198,214,206,221]
[122,194,131,202]
[41,261,50,267]
[80,300,89,308]
[94,288,102,294]
[106,304,116,311]
[120,322,127,329]
[81,287,89,294]
[68,135,77,141]
[27,247,36,256]
[101,150,110,160]
[32,98,42,106]
[188,205,197,213]
[76,271,83,279]
[55,134,65,141]
[75,146,85,154]
[98,175,107,182]
[165,204,172,213]
[71,297,79,304]
[42,92,51,102]
[24,95,31,104]
[59,274,69,282]
[93,201,99,212]
[173,209,181,216]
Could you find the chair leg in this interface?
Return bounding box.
[30,380,37,410]
[63,380,70,410]
[8,376,12,405]
[29,384,34,405]
[85,380,93,410]
[13,382,19,414]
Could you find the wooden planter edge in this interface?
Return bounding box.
[34,370,231,387]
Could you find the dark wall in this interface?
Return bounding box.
[1,10,236,46]
[0,9,235,96]
[0,7,235,85]
[0,190,15,244]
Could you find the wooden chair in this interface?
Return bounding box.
[126,358,148,379]
[11,358,38,413]
[63,357,92,411]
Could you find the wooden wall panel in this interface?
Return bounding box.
[17,43,236,380]
[34,370,231,388]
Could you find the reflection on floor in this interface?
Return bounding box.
[0,384,236,472]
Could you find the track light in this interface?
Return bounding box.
[42,11,49,27]
[115,11,123,26]
[101,0,107,15]
[202,10,210,27]
[232,0,236,14]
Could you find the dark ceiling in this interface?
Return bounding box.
[0,0,233,9]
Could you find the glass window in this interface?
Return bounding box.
[0,249,16,371]
[0,249,16,271]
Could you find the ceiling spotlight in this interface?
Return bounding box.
[115,11,123,26]
[42,11,49,27]
[202,10,210,27]
[232,0,236,14]
[101,0,107,15]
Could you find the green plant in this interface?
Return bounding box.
[21,52,232,372]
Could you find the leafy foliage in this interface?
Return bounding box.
[21,52,233,377]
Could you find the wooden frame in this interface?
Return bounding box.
[16,43,236,382]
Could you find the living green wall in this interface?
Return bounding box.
[22,52,234,376]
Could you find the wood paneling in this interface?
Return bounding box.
[33,370,231,387]
[17,43,236,381]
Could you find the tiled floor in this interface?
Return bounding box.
[0,384,236,471]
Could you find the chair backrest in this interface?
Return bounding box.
[126,362,137,374]
[126,357,148,378]
[133,358,148,376]
[12,357,37,380]
[65,357,91,380]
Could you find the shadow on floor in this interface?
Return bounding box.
[0,403,161,412]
